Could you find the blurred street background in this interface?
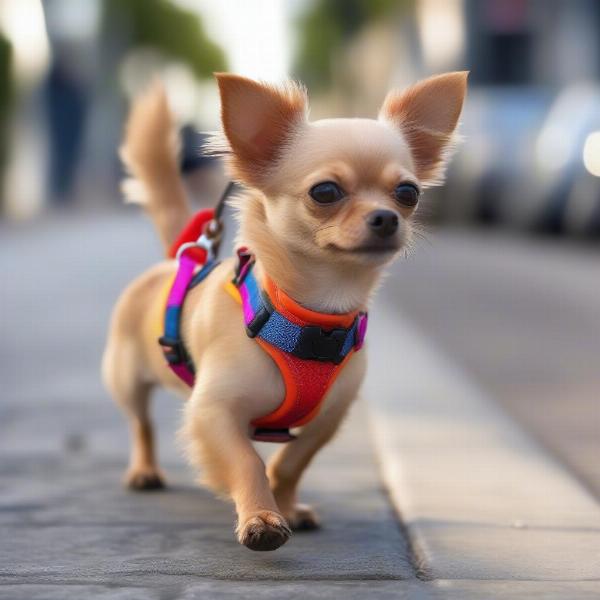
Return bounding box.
[3,0,600,233]
[1,1,600,597]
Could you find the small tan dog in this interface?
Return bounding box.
[102,72,467,551]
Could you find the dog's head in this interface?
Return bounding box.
[214,72,467,269]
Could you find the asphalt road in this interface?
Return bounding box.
[387,227,600,499]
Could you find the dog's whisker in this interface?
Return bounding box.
[314,224,336,234]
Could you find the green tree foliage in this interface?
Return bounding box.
[103,0,226,79]
[295,0,412,88]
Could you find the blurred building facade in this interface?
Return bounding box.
[0,0,225,219]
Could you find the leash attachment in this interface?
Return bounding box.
[200,180,235,260]
[167,180,235,262]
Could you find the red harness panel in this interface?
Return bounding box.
[230,253,367,436]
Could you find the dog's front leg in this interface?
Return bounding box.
[182,394,291,552]
[267,391,357,530]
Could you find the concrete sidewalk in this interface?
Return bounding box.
[1,215,415,598]
[365,298,600,598]
[2,214,599,599]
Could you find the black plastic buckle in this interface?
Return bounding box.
[252,428,297,443]
[245,292,274,338]
[158,335,187,365]
[293,326,348,364]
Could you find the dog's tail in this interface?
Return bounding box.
[120,83,191,255]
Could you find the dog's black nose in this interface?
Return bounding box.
[367,210,399,238]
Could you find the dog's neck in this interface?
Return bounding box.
[256,249,382,314]
[236,196,384,314]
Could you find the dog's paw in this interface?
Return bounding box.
[284,503,321,531]
[124,468,165,491]
[237,511,292,551]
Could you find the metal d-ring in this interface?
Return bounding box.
[175,241,203,261]
[205,219,222,238]
[175,222,222,262]
[175,236,210,260]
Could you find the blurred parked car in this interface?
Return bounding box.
[443,84,600,239]
[510,84,600,235]
[441,88,552,227]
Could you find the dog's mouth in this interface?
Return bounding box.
[327,242,400,255]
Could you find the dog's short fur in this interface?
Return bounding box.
[102,72,467,551]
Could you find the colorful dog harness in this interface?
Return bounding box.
[159,212,368,443]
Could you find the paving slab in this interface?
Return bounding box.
[365,300,600,582]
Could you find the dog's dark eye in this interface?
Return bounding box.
[309,181,345,205]
[394,183,420,207]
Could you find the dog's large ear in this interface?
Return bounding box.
[215,73,307,187]
[379,71,468,185]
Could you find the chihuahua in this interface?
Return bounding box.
[102,72,467,551]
